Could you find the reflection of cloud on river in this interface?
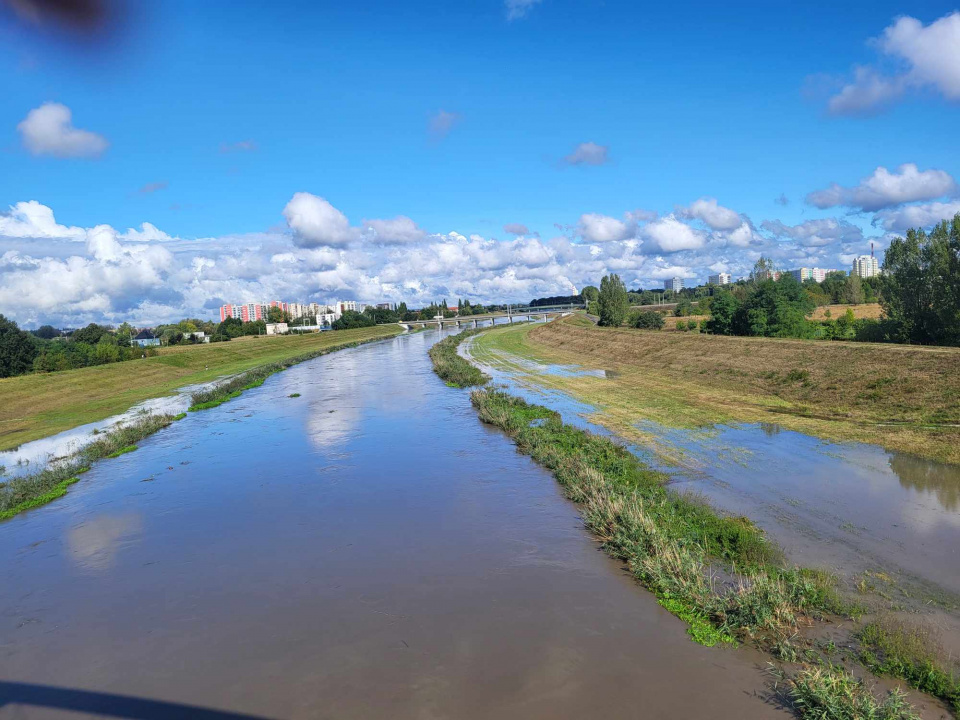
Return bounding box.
[302,336,431,449]
[306,404,361,449]
[67,512,143,571]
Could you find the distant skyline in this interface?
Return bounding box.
[1,1,959,326]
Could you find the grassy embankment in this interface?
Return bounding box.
[432,328,949,720]
[468,317,960,465]
[0,412,183,520]
[427,329,490,387]
[0,325,402,452]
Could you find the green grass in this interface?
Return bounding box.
[0,413,177,521]
[0,476,81,521]
[784,665,920,720]
[289,393,301,398]
[859,618,960,714]
[427,329,490,388]
[0,325,403,451]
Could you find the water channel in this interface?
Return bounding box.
[0,329,786,719]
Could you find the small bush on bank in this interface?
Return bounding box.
[632,311,665,330]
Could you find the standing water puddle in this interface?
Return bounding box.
[462,336,960,602]
[0,379,221,479]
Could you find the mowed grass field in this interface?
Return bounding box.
[809,302,883,320]
[0,325,402,451]
[469,317,960,465]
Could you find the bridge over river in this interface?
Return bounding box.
[398,303,582,329]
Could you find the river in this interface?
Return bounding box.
[0,329,786,719]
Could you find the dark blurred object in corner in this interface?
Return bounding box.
[2,0,122,38]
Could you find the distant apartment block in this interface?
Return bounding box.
[708,273,731,286]
[240,303,268,322]
[339,300,358,313]
[220,299,347,325]
[788,267,833,283]
[664,277,684,292]
[219,303,240,322]
[852,255,880,278]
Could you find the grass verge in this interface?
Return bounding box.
[859,617,960,714]
[0,413,178,521]
[427,329,490,388]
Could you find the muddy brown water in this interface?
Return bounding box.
[0,330,786,719]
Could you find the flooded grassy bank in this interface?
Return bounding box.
[474,317,960,465]
[0,329,402,522]
[0,324,403,453]
[454,324,960,718]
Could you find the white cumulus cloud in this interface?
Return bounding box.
[362,215,426,245]
[283,193,358,248]
[826,12,960,115]
[761,218,863,247]
[640,215,706,253]
[17,102,108,158]
[676,197,742,230]
[577,213,632,243]
[806,164,957,211]
[874,200,960,233]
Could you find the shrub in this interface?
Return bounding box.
[632,311,665,330]
[676,320,686,331]
[687,319,698,331]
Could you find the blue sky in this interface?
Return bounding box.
[1,0,959,325]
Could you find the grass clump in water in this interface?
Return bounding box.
[428,330,490,388]
[783,665,920,720]
[289,393,301,398]
[0,413,176,521]
[859,617,960,714]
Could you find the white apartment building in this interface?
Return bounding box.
[664,277,684,292]
[852,255,880,278]
[339,300,358,313]
[708,273,731,286]
[789,267,833,283]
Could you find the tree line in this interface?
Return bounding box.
[593,214,960,347]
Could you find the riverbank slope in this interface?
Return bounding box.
[469,317,960,465]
